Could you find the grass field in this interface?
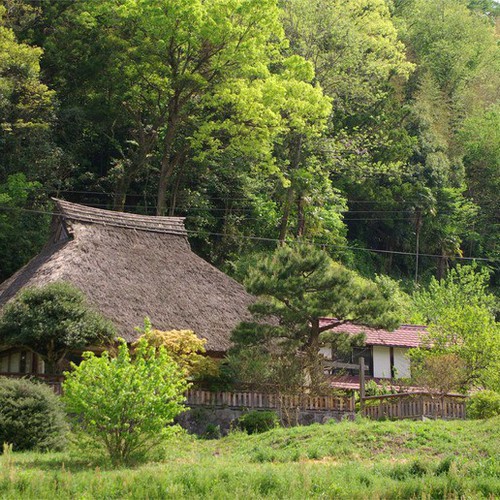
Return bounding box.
[1,417,499,499]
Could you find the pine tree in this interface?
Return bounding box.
[232,244,401,390]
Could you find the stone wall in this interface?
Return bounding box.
[176,405,355,436]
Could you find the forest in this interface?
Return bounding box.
[0,0,498,294]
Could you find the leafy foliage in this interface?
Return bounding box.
[63,339,189,465]
[0,377,67,451]
[467,390,500,419]
[410,265,499,390]
[226,347,306,401]
[0,4,55,179]
[0,0,498,306]
[136,317,217,379]
[0,282,115,374]
[0,173,50,281]
[410,353,467,395]
[412,264,497,322]
[238,410,279,434]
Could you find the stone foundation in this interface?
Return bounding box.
[176,405,355,436]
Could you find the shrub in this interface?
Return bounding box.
[136,317,217,378]
[0,377,67,451]
[203,423,222,440]
[63,339,189,466]
[238,410,279,434]
[467,390,500,419]
[0,282,115,374]
[436,456,455,475]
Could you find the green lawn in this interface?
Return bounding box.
[1,417,499,499]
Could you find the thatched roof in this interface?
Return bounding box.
[0,199,254,352]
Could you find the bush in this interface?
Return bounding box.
[0,377,67,451]
[0,282,115,374]
[238,411,279,434]
[136,318,217,379]
[203,423,222,440]
[63,339,189,466]
[467,390,500,419]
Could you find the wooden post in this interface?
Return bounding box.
[359,357,366,414]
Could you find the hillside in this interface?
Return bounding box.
[2,418,499,499]
[0,0,498,289]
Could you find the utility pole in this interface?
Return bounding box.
[414,207,422,284]
[359,357,366,414]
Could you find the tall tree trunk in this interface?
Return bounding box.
[279,186,294,244]
[278,134,303,243]
[44,340,61,375]
[113,159,148,212]
[168,151,186,216]
[169,173,181,217]
[304,319,324,395]
[113,174,130,212]
[414,208,422,284]
[112,117,157,212]
[436,248,448,280]
[157,98,180,216]
[296,195,305,237]
[157,131,177,215]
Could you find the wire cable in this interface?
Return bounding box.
[0,204,497,263]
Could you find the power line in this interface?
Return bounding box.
[0,204,497,263]
[184,229,498,262]
[5,187,499,213]
[79,202,499,217]
[74,203,498,222]
[4,200,487,222]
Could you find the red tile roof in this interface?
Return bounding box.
[327,375,419,391]
[319,319,427,348]
[327,375,462,395]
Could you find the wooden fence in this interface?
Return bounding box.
[0,373,465,420]
[0,374,354,413]
[361,392,467,420]
[186,389,355,412]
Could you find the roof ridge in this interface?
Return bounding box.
[319,318,428,329]
[52,198,188,236]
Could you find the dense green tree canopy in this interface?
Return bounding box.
[0,4,55,179]
[0,0,497,299]
[0,282,116,374]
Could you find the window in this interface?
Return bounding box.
[352,346,373,377]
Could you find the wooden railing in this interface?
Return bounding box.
[0,374,355,413]
[186,389,355,412]
[361,392,467,420]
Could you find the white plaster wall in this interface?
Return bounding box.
[393,347,411,378]
[373,346,391,378]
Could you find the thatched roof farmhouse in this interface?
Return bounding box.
[0,199,254,354]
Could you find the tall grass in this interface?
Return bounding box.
[1,417,499,499]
